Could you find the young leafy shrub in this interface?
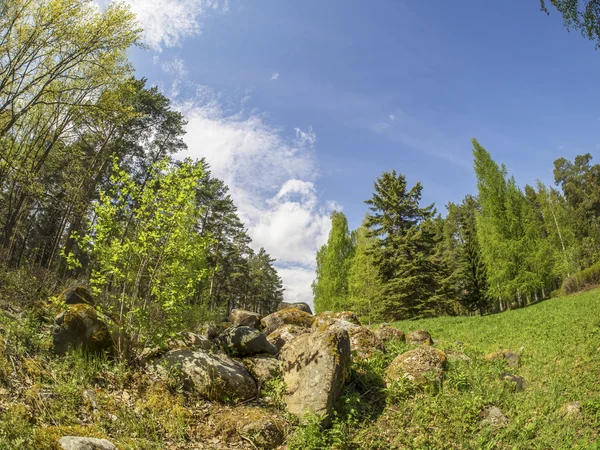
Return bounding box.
[69,158,211,358]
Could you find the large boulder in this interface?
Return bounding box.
[311,311,361,333]
[53,304,113,356]
[157,349,257,403]
[277,302,313,315]
[229,309,262,329]
[58,436,116,450]
[169,331,214,351]
[267,324,310,350]
[484,349,521,368]
[406,329,433,346]
[197,322,230,341]
[261,308,315,335]
[58,286,95,306]
[386,345,447,386]
[218,326,278,356]
[313,311,361,327]
[239,354,281,384]
[280,329,352,420]
[375,324,406,343]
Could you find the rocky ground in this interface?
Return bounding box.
[2,286,597,449]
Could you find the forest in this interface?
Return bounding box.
[0,0,284,352]
[312,142,600,322]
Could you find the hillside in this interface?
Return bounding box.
[356,289,600,449]
[1,288,600,449]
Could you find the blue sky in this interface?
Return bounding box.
[108,0,600,304]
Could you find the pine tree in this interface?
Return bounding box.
[364,170,438,319]
[312,211,355,313]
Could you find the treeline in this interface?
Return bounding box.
[0,0,283,347]
[313,138,600,322]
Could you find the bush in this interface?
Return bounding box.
[561,261,600,294]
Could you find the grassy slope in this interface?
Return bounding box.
[355,289,600,449]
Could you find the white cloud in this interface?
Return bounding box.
[99,0,229,52]
[161,57,189,97]
[271,72,280,81]
[389,113,396,121]
[174,89,335,306]
[295,126,317,148]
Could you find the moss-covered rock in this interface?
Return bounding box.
[277,301,313,315]
[57,286,95,306]
[314,311,361,326]
[218,326,278,356]
[53,304,113,356]
[406,329,433,346]
[229,309,262,329]
[374,324,406,343]
[279,329,351,420]
[156,349,257,403]
[484,349,521,368]
[239,354,281,384]
[386,345,447,387]
[267,324,309,350]
[347,326,385,360]
[261,308,314,335]
[206,406,285,449]
[168,331,214,351]
[58,436,116,450]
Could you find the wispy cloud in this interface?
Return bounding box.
[98,0,229,52]
[271,72,280,81]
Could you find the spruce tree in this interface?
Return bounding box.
[364,170,437,319]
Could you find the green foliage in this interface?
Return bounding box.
[561,260,600,294]
[313,211,355,313]
[347,218,384,324]
[364,170,439,319]
[541,0,600,47]
[80,157,210,353]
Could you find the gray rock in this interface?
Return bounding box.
[280,329,351,420]
[562,401,582,417]
[386,345,447,386]
[58,436,116,450]
[218,326,278,356]
[484,349,521,368]
[374,324,406,343]
[261,309,315,335]
[267,324,310,350]
[480,406,509,428]
[158,349,257,402]
[277,302,313,315]
[229,309,262,329]
[239,354,281,384]
[169,331,214,351]
[499,373,525,391]
[406,329,433,345]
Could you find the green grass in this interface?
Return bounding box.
[356,288,600,449]
[4,288,600,449]
[288,289,600,449]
